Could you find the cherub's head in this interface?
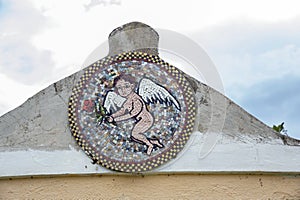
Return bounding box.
[113,74,136,97]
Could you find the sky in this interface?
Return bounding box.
[0,0,299,139]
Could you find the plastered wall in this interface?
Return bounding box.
[1,174,300,199]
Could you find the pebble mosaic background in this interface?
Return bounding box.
[68,52,196,172]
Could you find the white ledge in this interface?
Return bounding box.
[1,132,299,177]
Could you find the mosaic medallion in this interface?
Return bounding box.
[68,52,196,172]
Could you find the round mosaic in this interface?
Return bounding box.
[68,51,196,172]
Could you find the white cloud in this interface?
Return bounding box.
[189,18,300,98]
[260,44,300,72]
[29,0,300,78]
[207,0,300,23]
[0,0,55,85]
[213,44,300,91]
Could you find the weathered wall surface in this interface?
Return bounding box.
[1,174,300,199]
[0,72,82,151]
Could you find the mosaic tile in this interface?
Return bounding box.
[68,52,196,172]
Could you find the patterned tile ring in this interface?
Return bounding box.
[68,51,196,172]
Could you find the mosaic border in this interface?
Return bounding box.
[68,51,196,173]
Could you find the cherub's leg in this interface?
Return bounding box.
[131,121,153,155]
[149,138,163,148]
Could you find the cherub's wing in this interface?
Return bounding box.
[103,91,126,114]
[138,78,181,111]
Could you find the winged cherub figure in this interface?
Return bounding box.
[104,74,181,156]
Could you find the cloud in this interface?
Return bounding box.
[189,18,300,94]
[188,18,300,139]
[0,102,7,116]
[238,74,300,138]
[214,44,300,99]
[192,17,300,53]
[0,0,55,85]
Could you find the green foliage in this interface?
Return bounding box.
[95,100,107,125]
[273,122,288,135]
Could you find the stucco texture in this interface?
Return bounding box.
[1,174,300,199]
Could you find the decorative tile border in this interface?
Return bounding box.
[68,52,196,172]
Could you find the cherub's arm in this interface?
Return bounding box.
[111,107,126,119]
[114,99,143,122]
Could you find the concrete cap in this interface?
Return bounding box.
[108,21,159,56]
